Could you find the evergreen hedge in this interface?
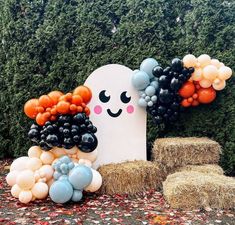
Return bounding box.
[0,0,234,175]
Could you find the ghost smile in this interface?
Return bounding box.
[107,109,122,117]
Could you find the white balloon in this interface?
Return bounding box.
[85,169,102,192]
[10,157,29,172]
[6,171,20,186]
[77,149,98,163]
[11,184,21,198]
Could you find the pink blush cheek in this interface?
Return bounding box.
[127,105,134,114]
[94,105,102,114]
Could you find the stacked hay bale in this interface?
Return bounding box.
[163,171,235,209]
[98,160,167,195]
[152,137,235,209]
[152,137,221,173]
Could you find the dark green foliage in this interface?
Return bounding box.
[0,0,234,174]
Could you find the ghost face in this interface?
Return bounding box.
[84,64,146,168]
[93,90,134,118]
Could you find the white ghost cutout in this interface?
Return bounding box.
[84,64,147,169]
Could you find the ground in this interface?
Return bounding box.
[0,159,234,225]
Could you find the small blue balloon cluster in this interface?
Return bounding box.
[132,58,159,108]
[49,156,93,204]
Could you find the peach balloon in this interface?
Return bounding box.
[199,79,212,88]
[211,59,220,68]
[192,68,203,81]
[203,65,218,81]
[72,158,79,163]
[213,79,226,91]
[16,170,35,190]
[31,182,49,199]
[65,146,78,155]
[28,146,42,158]
[6,170,20,186]
[11,184,22,198]
[218,66,232,80]
[19,190,33,204]
[77,149,98,163]
[10,157,29,172]
[78,159,92,167]
[39,165,54,181]
[51,147,66,158]
[197,54,211,67]
[183,54,197,68]
[47,178,54,188]
[40,151,55,165]
[85,169,102,192]
[26,157,42,171]
[220,63,225,67]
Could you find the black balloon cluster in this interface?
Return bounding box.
[147,58,194,124]
[28,113,98,153]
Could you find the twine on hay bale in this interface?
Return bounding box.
[163,171,235,210]
[98,160,167,195]
[175,164,224,175]
[152,137,221,170]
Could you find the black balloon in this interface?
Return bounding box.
[146,57,195,125]
[28,113,98,151]
[171,58,183,72]
[78,133,98,153]
[152,66,163,77]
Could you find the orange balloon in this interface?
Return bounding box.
[36,113,47,126]
[71,95,83,105]
[192,93,198,99]
[197,87,216,104]
[65,93,73,102]
[73,86,92,104]
[192,100,200,106]
[56,101,70,114]
[179,81,196,98]
[77,106,83,112]
[84,107,90,115]
[39,95,53,108]
[187,97,193,103]
[181,99,191,107]
[50,106,57,115]
[24,99,39,119]
[70,104,77,111]
[37,106,45,113]
[48,91,63,105]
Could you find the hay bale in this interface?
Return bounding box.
[163,171,235,209]
[98,160,167,195]
[152,137,221,170]
[175,164,224,175]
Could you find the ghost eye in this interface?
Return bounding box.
[120,91,131,103]
[99,90,110,103]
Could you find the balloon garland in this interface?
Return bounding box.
[132,54,232,124]
[6,86,102,204]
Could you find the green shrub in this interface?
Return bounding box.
[0,0,234,175]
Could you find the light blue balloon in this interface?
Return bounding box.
[60,163,68,171]
[132,71,150,90]
[60,156,71,164]
[138,98,148,108]
[151,95,157,102]
[150,81,159,90]
[141,93,146,98]
[145,86,156,97]
[58,175,68,181]
[147,101,154,107]
[53,171,62,180]
[68,162,75,170]
[145,96,151,102]
[71,190,83,202]
[138,91,144,97]
[140,58,158,78]
[49,180,73,204]
[68,165,93,190]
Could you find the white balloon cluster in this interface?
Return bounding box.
[6,146,102,204]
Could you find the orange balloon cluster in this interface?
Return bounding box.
[24,86,92,125]
[179,81,216,107]
[183,54,232,91]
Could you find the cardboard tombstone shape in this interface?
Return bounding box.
[84,64,147,168]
